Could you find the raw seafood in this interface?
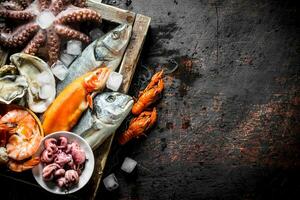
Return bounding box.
[56,24,132,93]
[7,156,40,172]
[132,70,164,115]
[42,67,110,135]
[10,53,56,113]
[0,64,18,77]
[119,108,157,145]
[0,147,8,165]
[0,47,8,67]
[0,0,101,65]
[0,108,42,172]
[40,136,86,188]
[0,75,28,104]
[0,109,42,160]
[77,92,133,150]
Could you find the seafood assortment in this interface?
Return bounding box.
[76,92,134,150]
[42,67,110,135]
[10,53,56,113]
[0,0,101,65]
[40,136,86,188]
[56,24,132,93]
[132,70,164,115]
[119,108,157,145]
[0,0,159,195]
[0,106,42,172]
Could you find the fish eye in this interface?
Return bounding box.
[106,95,116,102]
[112,31,120,39]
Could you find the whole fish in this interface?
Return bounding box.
[75,92,133,150]
[57,24,132,93]
[42,68,110,135]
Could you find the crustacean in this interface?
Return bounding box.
[132,70,164,115]
[0,108,42,172]
[42,67,111,135]
[119,107,157,145]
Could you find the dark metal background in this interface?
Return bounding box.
[1,0,300,199]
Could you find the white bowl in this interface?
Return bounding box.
[32,131,95,194]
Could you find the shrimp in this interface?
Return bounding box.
[0,109,42,161]
[7,157,40,172]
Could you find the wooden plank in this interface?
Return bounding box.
[87,0,136,25]
[84,14,151,200]
[119,14,152,93]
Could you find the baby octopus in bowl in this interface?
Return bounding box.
[32,131,94,194]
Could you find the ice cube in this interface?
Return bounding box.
[51,60,69,81]
[106,71,123,91]
[103,173,119,191]
[89,28,105,41]
[67,40,82,55]
[121,157,137,173]
[36,71,52,85]
[39,84,53,99]
[60,53,76,67]
[36,11,55,29]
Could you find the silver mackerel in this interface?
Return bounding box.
[73,92,133,150]
[57,24,132,93]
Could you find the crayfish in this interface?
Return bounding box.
[132,70,164,115]
[119,108,157,145]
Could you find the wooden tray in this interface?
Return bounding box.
[0,1,151,199]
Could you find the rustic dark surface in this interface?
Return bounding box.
[1,0,300,199]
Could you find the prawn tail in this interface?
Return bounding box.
[8,156,40,172]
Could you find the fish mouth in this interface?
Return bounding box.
[123,98,134,110]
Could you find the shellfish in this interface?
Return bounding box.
[0,75,28,104]
[10,53,56,113]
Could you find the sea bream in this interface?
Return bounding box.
[74,92,133,150]
[56,24,132,93]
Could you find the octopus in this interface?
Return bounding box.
[41,136,86,188]
[0,0,101,65]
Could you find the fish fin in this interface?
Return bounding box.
[87,94,93,109]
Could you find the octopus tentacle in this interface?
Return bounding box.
[14,0,33,9]
[49,0,68,15]
[0,9,35,20]
[38,0,50,11]
[0,23,39,47]
[55,8,101,24]
[54,24,90,43]
[1,1,24,10]
[47,28,61,66]
[73,0,85,8]
[23,29,46,55]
